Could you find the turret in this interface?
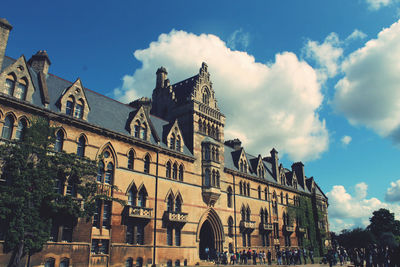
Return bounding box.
[156,67,168,88]
[0,18,12,70]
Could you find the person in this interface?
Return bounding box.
[267,250,272,265]
[282,249,287,265]
[258,251,263,265]
[309,248,314,264]
[277,249,282,265]
[303,248,308,264]
[263,251,266,265]
[205,247,210,261]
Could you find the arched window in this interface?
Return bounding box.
[244,161,247,173]
[211,147,215,161]
[294,180,298,189]
[170,133,175,149]
[175,196,182,212]
[246,207,251,221]
[260,209,265,224]
[239,181,243,195]
[60,258,69,267]
[202,89,209,105]
[204,145,210,160]
[228,217,234,237]
[204,169,210,187]
[126,258,133,267]
[54,130,64,152]
[105,163,114,184]
[207,124,211,136]
[282,212,286,225]
[66,96,74,116]
[141,123,147,140]
[2,115,14,140]
[5,75,15,96]
[280,192,284,204]
[144,155,150,174]
[264,209,269,223]
[136,257,143,267]
[216,149,219,162]
[216,171,220,187]
[77,136,86,157]
[128,186,137,206]
[128,150,134,170]
[97,161,105,182]
[134,120,140,138]
[246,183,250,197]
[178,164,184,181]
[258,186,261,199]
[176,135,181,151]
[198,119,203,133]
[215,127,220,140]
[74,99,84,119]
[138,187,147,207]
[240,160,244,172]
[202,121,206,134]
[167,194,174,212]
[44,258,55,267]
[166,162,171,178]
[15,79,27,100]
[227,187,232,208]
[16,118,27,141]
[172,163,178,179]
[241,207,246,221]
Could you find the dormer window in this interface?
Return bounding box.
[64,95,85,119]
[134,120,140,138]
[141,123,147,140]
[176,136,181,151]
[170,134,176,149]
[5,77,15,95]
[168,125,183,152]
[74,100,84,119]
[66,98,74,115]
[15,79,27,100]
[4,74,29,101]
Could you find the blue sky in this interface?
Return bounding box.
[3,0,400,232]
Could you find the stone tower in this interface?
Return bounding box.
[0,18,12,70]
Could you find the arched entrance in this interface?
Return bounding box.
[197,208,224,260]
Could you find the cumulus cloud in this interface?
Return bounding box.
[303,32,343,82]
[385,179,400,202]
[345,29,367,42]
[341,135,352,146]
[334,20,400,142]
[327,183,400,232]
[227,29,250,51]
[366,0,392,10]
[114,30,329,161]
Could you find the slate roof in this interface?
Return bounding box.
[171,75,198,104]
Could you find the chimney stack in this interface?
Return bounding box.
[28,50,51,75]
[0,18,12,70]
[224,138,242,150]
[270,148,279,180]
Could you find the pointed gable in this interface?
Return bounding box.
[164,119,185,152]
[58,78,90,120]
[0,55,35,102]
[126,105,159,142]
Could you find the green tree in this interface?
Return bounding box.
[336,228,375,249]
[0,118,109,267]
[367,208,400,237]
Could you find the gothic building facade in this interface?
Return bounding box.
[0,18,329,267]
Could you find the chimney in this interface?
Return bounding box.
[28,50,51,75]
[129,97,152,115]
[0,18,12,70]
[156,67,168,88]
[224,138,242,150]
[270,148,279,180]
[291,162,306,188]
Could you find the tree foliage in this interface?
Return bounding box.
[0,118,101,266]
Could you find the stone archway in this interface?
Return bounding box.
[197,208,224,260]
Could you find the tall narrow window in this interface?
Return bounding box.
[175,197,182,212]
[15,79,27,100]
[66,180,76,197]
[167,227,173,246]
[77,136,86,157]
[227,187,232,208]
[66,97,74,116]
[126,258,133,267]
[74,100,84,119]
[54,130,64,152]
[175,228,181,246]
[105,163,114,184]
[178,165,184,181]
[244,161,247,173]
[240,160,244,172]
[247,183,250,197]
[166,162,171,178]
[167,194,174,212]
[138,187,147,207]
[241,207,246,221]
[172,163,178,179]
[97,161,105,182]
[128,186,137,206]
[5,77,15,95]
[144,155,150,174]
[15,118,27,141]
[265,188,268,201]
[258,186,261,199]
[2,115,14,140]
[246,207,251,221]
[93,200,101,228]
[128,150,134,170]
[239,182,243,195]
[102,201,111,229]
[170,134,175,149]
[228,217,234,237]
[204,169,210,187]
[176,135,181,151]
[202,90,209,105]
[212,170,216,186]
[134,121,140,138]
[216,149,219,162]
[141,123,147,140]
[216,171,220,187]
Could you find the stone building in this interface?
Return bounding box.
[0,18,329,267]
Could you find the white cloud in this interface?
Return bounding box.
[227,29,250,51]
[334,20,400,142]
[341,135,352,146]
[114,30,329,161]
[303,32,343,82]
[385,179,400,202]
[346,29,367,42]
[327,182,400,232]
[366,0,392,10]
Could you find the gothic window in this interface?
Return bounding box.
[138,186,147,207]
[102,201,111,228]
[59,259,69,267]
[128,186,137,206]
[202,121,206,134]
[54,130,64,152]
[172,163,178,179]
[167,226,173,246]
[175,228,181,246]
[198,119,203,132]
[136,257,144,267]
[204,168,211,187]
[5,75,15,95]
[2,115,14,140]
[215,127,219,140]
[74,100,84,119]
[241,207,246,221]
[178,164,184,181]
[66,97,74,116]
[175,196,182,212]
[167,194,174,212]
[246,207,251,221]
[212,170,216,186]
[128,150,134,170]
[211,147,215,161]
[239,181,243,195]
[77,136,86,157]
[15,118,27,141]
[166,161,171,178]
[202,88,209,105]
[44,258,55,267]
[228,217,234,237]
[265,187,268,201]
[247,183,250,197]
[105,163,114,184]
[216,171,220,187]
[176,135,181,151]
[244,161,247,173]
[14,79,27,100]
[286,193,289,205]
[216,149,219,162]
[227,187,232,208]
[141,123,147,140]
[169,134,175,149]
[97,161,105,182]
[264,208,269,223]
[258,186,261,199]
[134,120,140,138]
[126,258,133,267]
[240,160,244,172]
[144,155,150,174]
[280,192,284,204]
[126,222,145,245]
[260,209,265,224]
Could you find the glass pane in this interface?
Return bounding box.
[14,83,27,100]
[74,104,83,118]
[5,79,14,95]
[66,101,74,115]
